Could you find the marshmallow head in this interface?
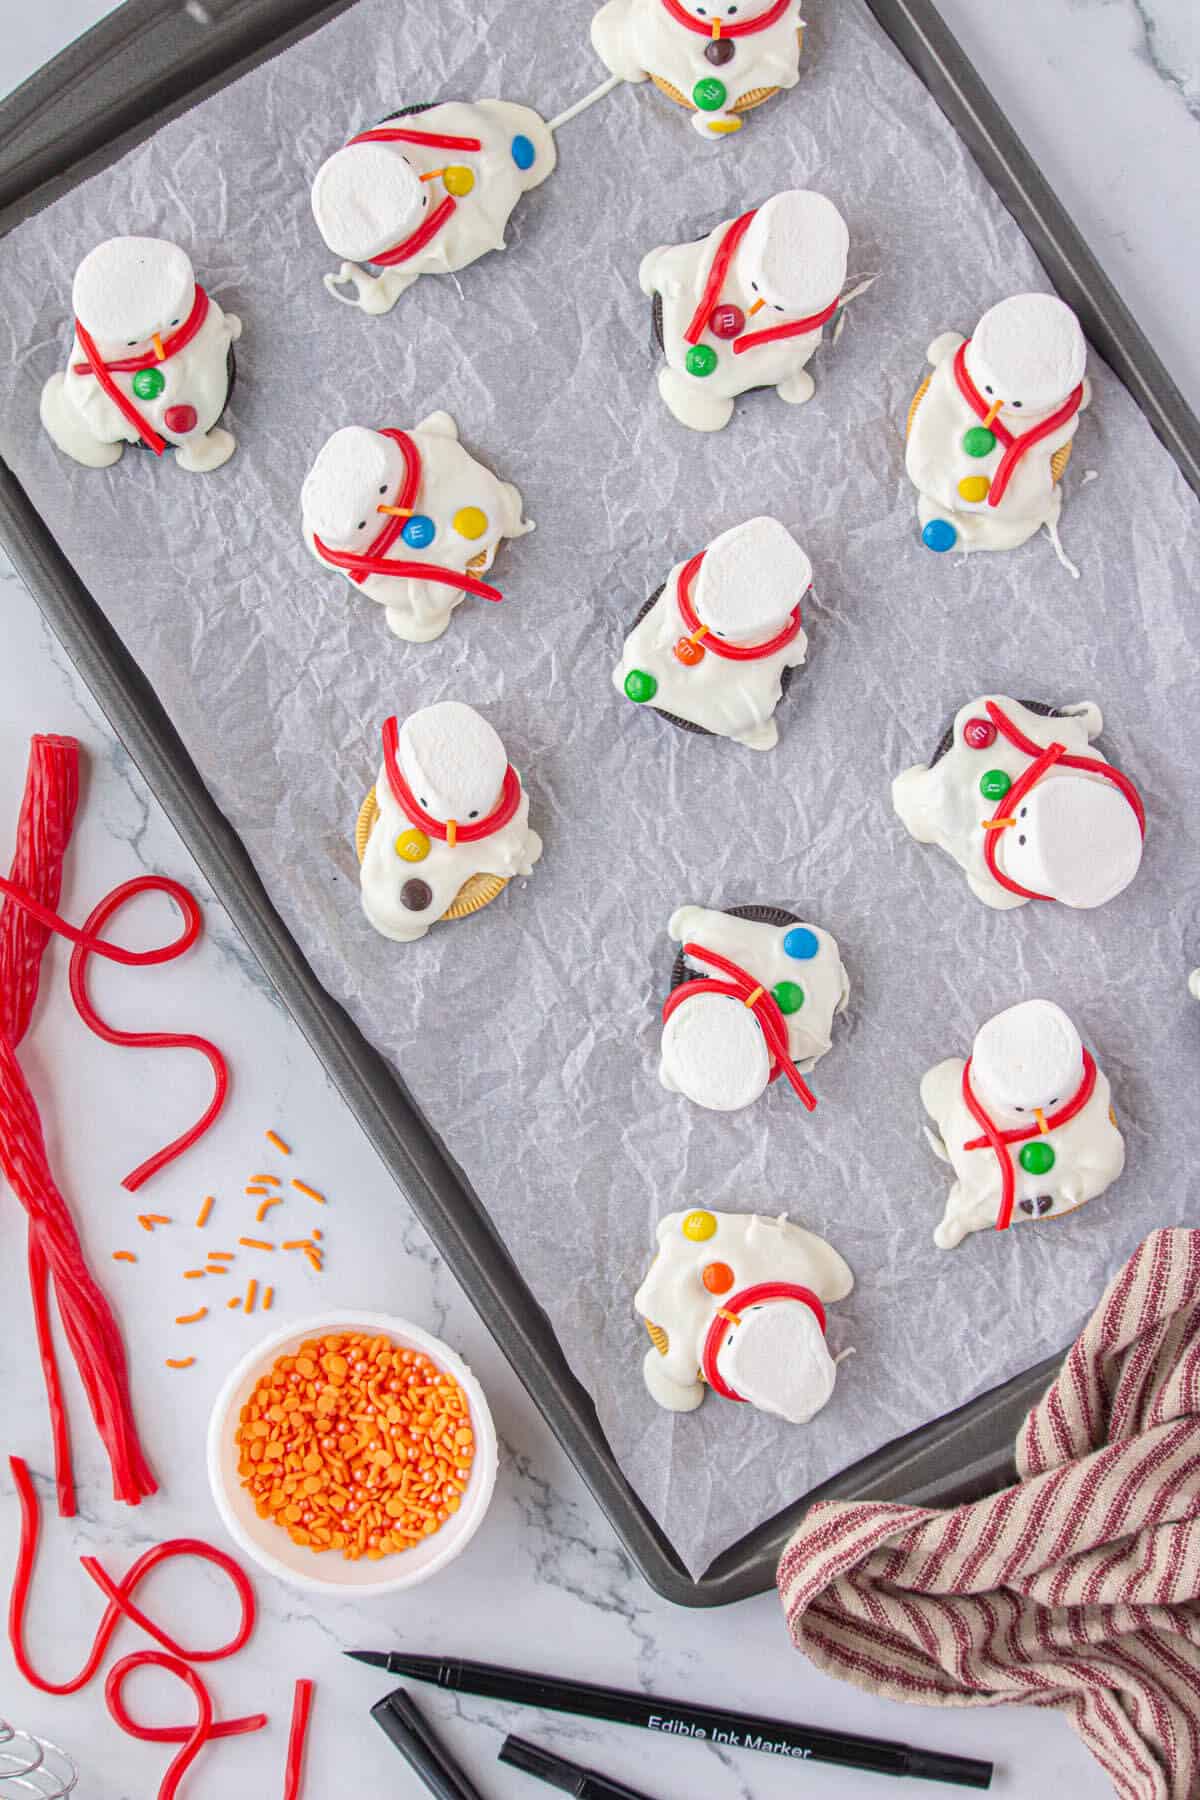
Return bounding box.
[968,293,1087,418]
[660,992,771,1111]
[397,702,508,823]
[311,141,426,262]
[713,1298,838,1424]
[972,1000,1083,1120]
[999,776,1143,909]
[742,191,849,317]
[301,428,406,552]
[695,516,812,640]
[72,237,195,357]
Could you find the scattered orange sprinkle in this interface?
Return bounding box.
[204,1265,229,1275]
[183,1270,207,1279]
[233,1332,475,1561]
[228,1296,243,1310]
[250,1175,281,1186]
[304,1248,323,1273]
[166,1358,196,1370]
[175,1307,208,1325]
[290,1180,325,1204]
[112,1251,137,1264]
[262,1287,274,1312]
[282,1240,313,1252]
[265,1131,291,1155]
[240,1238,275,1252]
[255,1197,283,1223]
[208,1251,234,1261]
[245,1279,259,1315]
[245,1186,270,1197]
[195,1195,214,1228]
[313,1229,323,1242]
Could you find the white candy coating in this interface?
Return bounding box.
[635,1209,853,1418]
[921,1001,1125,1250]
[590,0,805,139]
[359,702,542,944]
[892,695,1142,911]
[639,191,850,431]
[658,905,849,1112]
[612,516,811,749]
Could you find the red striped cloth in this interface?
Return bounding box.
[777,1230,1200,1800]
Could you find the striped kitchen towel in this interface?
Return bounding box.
[777,1229,1200,1800]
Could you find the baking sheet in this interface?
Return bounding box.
[1,0,1198,1580]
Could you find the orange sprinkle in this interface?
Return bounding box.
[245,1279,258,1314]
[232,1331,475,1562]
[255,1198,283,1223]
[245,1186,270,1197]
[205,1266,229,1276]
[228,1296,243,1310]
[175,1307,208,1325]
[208,1251,234,1261]
[239,1238,275,1251]
[183,1270,207,1279]
[146,1214,171,1225]
[195,1195,214,1228]
[112,1251,137,1264]
[262,1287,274,1312]
[250,1174,281,1186]
[313,1229,323,1242]
[265,1131,291,1155]
[290,1180,325,1204]
[166,1358,196,1370]
[304,1248,323,1273]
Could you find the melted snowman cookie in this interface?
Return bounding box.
[641,190,852,431]
[893,694,1145,912]
[659,904,849,1113]
[614,516,811,750]
[922,999,1125,1250]
[591,0,806,139]
[302,412,532,644]
[40,237,241,473]
[906,293,1090,568]
[635,1209,853,1419]
[358,702,542,943]
[313,101,556,315]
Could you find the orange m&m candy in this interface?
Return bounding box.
[673,636,706,667]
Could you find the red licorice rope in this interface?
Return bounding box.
[952,339,1084,508]
[380,715,522,844]
[311,428,502,602]
[959,1050,1097,1231]
[981,700,1145,902]
[663,941,817,1110]
[71,287,211,457]
[105,1653,267,1800]
[352,125,483,153]
[660,0,792,36]
[346,125,482,268]
[701,1281,826,1401]
[683,210,839,356]
[284,1679,316,1800]
[731,295,838,356]
[675,551,805,660]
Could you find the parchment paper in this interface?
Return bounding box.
[2,0,1198,1579]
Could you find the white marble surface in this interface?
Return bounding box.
[2,2,1196,1795]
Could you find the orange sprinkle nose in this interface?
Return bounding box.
[748,296,766,316]
[377,505,413,517]
[419,168,446,182]
[711,17,721,35]
[702,1261,736,1296]
[152,332,167,361]
[446,819,458,848]
[983,397,1005,428]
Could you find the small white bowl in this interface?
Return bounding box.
[206,1310,498,1596]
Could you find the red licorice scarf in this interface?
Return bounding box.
[380,714,520,848]
[663,940,817,1110]
[71,284,210,456]
[952,339,1084,507]
[683,209,839,356]
[347,124,482,267]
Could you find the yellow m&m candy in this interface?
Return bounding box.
[681,1210,717,1242]
[957,475,991,504]
[442,165,475,197]
[395,828,431,863]
[453,506,489,540]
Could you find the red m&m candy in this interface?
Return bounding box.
[963,717,997,750]
[708,303,745,339]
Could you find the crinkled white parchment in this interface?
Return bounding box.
[1,0,1198,1580]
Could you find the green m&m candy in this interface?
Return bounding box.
[685,343,719,379]
[1019,1141,1056,1177]
[131,367,166,401]
[624,668,657,704]
[772,981,805,1015]
[979,768,1012,802]
[692,76,727,112]
[962,425,997,458]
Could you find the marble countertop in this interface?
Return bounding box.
[1,3,1195,1796]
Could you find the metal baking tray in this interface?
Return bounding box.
[2,0,1197,1608]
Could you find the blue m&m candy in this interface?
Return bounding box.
[511,134,536,170]
[922,519,958,554]
[402,515,436,549]
[783,926,819,961]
